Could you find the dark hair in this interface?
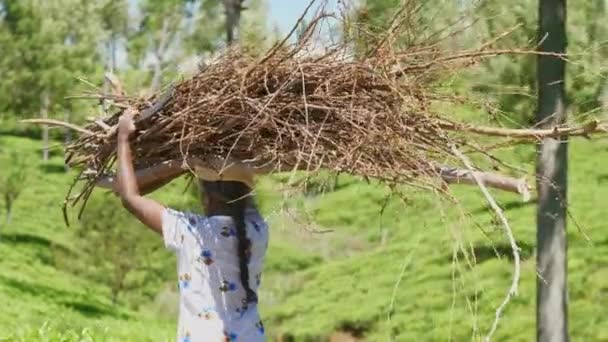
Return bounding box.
[200,180,257,304]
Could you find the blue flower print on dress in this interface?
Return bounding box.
[183,216,199,233]
[255,320,265,335]
[220,226,237,237]
[236,298,249,318]
[250,220,261,233]
[179,273,191,290]
[223,331,238,342]
[199,249,214,265]
[219,280,237,292]
[162,208,268,341]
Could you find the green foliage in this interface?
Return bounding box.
[0,150,30,232]
[262,139,608,341]
[239,0,273,53]
[471,0,608,124]
[1,129,607,341]
[349,0,607,124]
[75,193,165,304]
[349,0,460,56]
[99,0,129,72]
[0,0,104,119]
[5,322,97,342]
[126,0,271,91]
[100,0,128,37]
[183,0,225,53]
[0,137,167,341]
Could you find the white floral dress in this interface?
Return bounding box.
[162,207,269,342]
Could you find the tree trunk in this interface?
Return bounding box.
[110,36,117,72]
[102,38,116,115]
[223,0,244,44]
[150,57,163,92]
[5,207,12,227]
[150,19,170,93]
[40,91,50,162]
[536,1,569,341]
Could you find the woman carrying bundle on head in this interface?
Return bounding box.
[100,108,268,342]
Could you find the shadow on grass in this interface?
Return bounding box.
[1,232,73,255]
[597,174,608,184]
[60,300,120,318]
[0,127,65,143]
[449,241,534,265]
[337,320,373,338]
[466,241,535,264]
[0,274,127,319]
[273,320,370,342]
[0,127,43,140]
[471,200,536,215]
[38,163,67,174]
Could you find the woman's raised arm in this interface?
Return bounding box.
[114,109,166,235]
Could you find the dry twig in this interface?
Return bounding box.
[450,145,521,342]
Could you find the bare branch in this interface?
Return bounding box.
[434,165,531,201]
[20,119,95,136]
[440,119,607,140]
[104,72,125,96]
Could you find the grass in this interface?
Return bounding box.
[261,139,608,341]
[0,132,606,341]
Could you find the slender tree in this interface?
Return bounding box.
[128,0,224,92]
[222,0,245,44]
[536,0,569,341]
[0,151,28,242]
[475,0,607,125]
[100,0,128,112]
[0,0,103,161]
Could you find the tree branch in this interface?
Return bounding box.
[434,165,531,201]
[439,119,606,140]
[104,71,125,96]
[91,155,533,202]
[20,119,95,136]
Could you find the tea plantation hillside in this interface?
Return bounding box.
[0,134,606,341]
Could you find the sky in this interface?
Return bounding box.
[127,0,341,34]
[119,0,343,71]
[268,0,339,33]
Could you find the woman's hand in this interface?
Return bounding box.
[118,108,137,140]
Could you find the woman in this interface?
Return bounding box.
[109,109,268,341]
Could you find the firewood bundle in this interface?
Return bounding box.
[24,11,602,218]
[62,42,474,209]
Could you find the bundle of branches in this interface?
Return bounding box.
[70,49,455,176]
[29,5,604,216]
[60,47,475,209]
